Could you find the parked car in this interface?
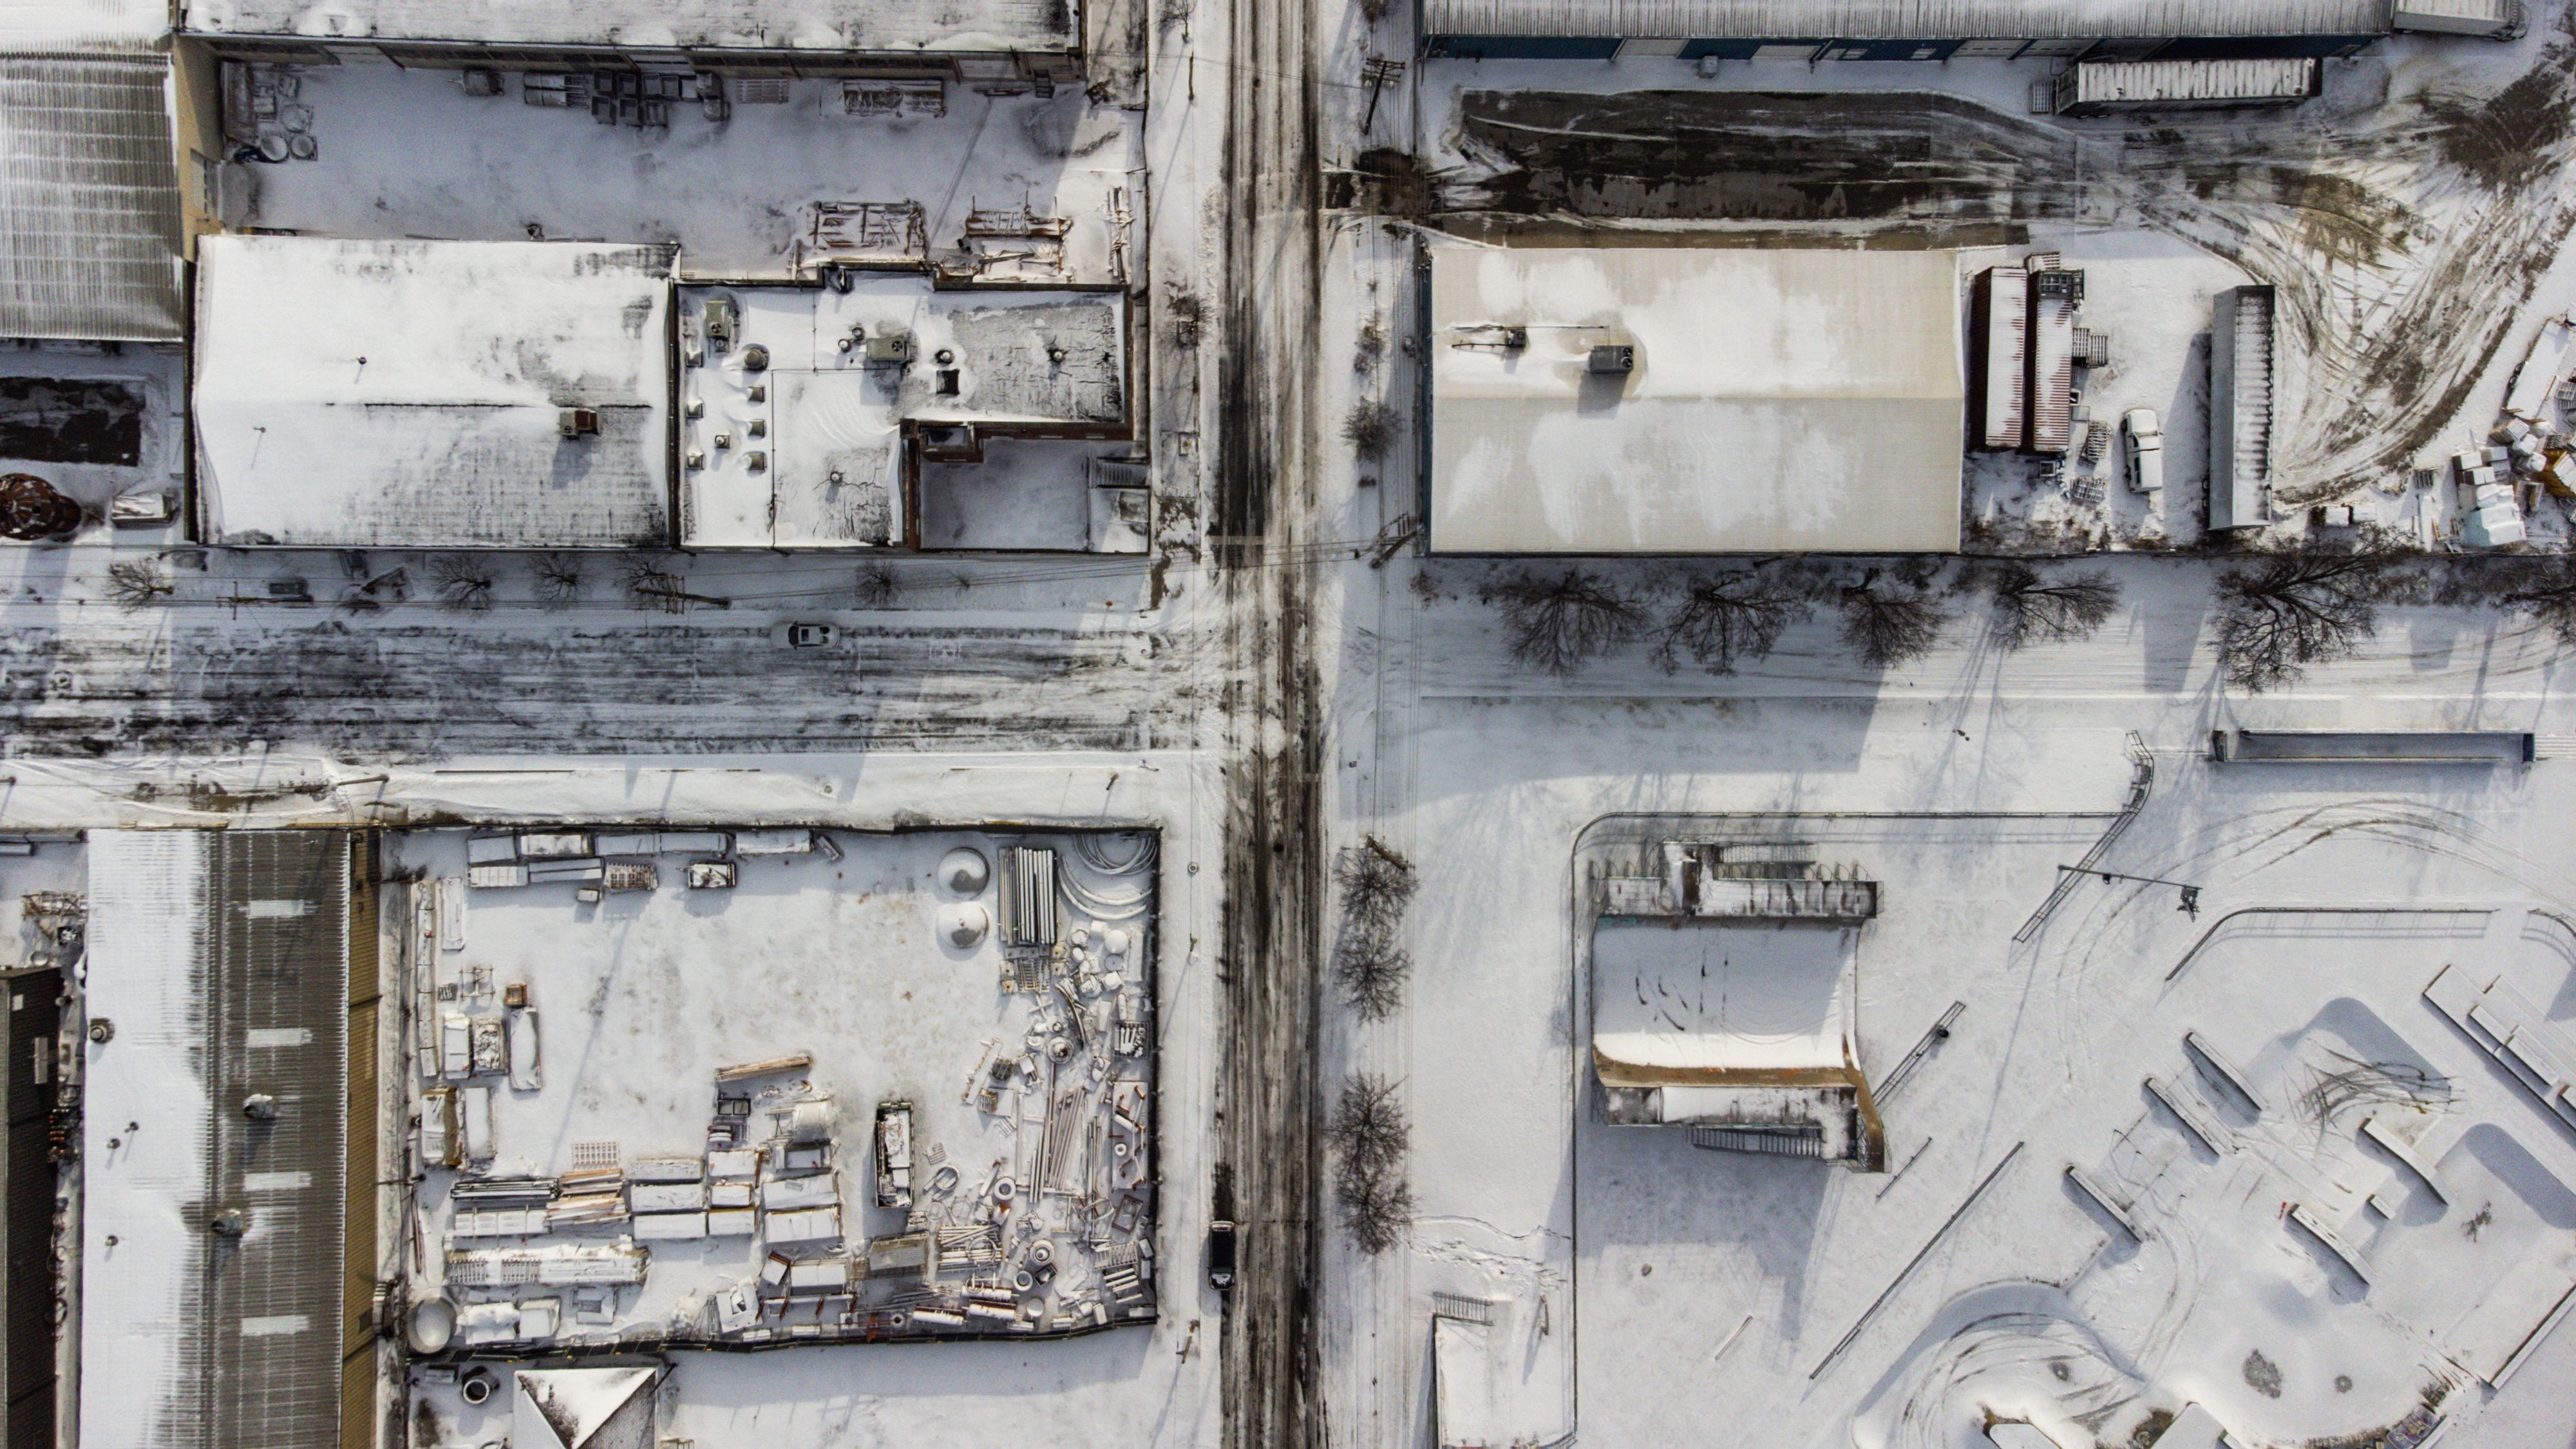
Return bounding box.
[775,621,835,648]
[1206,1218,1237,1292]
[2121,408,2164,495]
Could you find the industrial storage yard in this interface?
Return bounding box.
[12,1,2576,1449]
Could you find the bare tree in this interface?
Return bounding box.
[1331,1074,1412,1255]
[1835,568,1949,668]
[2215,548,2417,692]
[1337,1172,1414,1255]
[1655,566,1815,674]
[2492,556,2576,645]
[1335,931,1411,1021]
[103,559,173,611]
[1334,837,1416,933]
[1484,569,1647,674]
[427,553,495,611]
[534,552,585,603]
[1980,562,2121,650]
[1343,399,1397,460]
[855,562,902,610]
[624,559,730,614]
[1329,1074,1408,1171]
[1332,837,1416,1019]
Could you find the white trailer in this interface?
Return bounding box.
[2053,59,2319,117]
[2210,287,2277,531]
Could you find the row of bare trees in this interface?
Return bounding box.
[1475,547,2576,692]
[1480,558,2122,677]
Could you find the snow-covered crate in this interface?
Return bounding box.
[764,1206,842,1244]
[734,829,815,856]
[630,1181,707,1213]
[467,864,529,889]
[629,1154,705,1183]
[466,835,519,865]
[518,831,594,859]
[633,1212,710,1242]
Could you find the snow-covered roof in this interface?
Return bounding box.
[1591,920,1853,1075]
[0,54,183,343]
[1421,0,2394,39]
[193,236,675,548]
[679,280,1126,548]
[180,0,1079,54]
[515,1367,659,1449]
[0,0,171,49]
[1426,244,1963,554]
[81,830,354,1449]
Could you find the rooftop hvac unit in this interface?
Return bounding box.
[2072,328,2110,369]
[1586,343,1635,375]
[732,77,793,104]
[558,407,600,438]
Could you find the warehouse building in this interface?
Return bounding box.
[191,237,677,549]
[179,0,1083,78]
[1423,243,1962,554]
[1421,0,2515,60]
[80,829,379,1449]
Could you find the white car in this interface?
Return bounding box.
[2121,408,2164,496]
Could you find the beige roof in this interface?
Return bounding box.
[1426,244,1964,554]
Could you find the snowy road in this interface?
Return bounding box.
[0,611,1181,759]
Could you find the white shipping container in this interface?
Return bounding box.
[707,1208,757,1236]
[761,1172,840,1209]
[633,1211,710,1241]
[734,829,815,855]
[2393,0,2520,36]
[630,1180,708,1213]
[519,831,594,858]
[707,1148,759,1180]
[467,864,529,889]
[764,1206,843,1244]
[466,835,519,865]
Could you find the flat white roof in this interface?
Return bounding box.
[679,280,1126,548]
[1427,244,1964,554]
[80,832,213,1449]
[193,236,674,548]
[181,0,1078,53]
[1591,921,1853,1075]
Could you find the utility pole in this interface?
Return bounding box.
[1359,57,1405,136]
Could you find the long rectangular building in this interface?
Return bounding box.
[81,830,375,1449]
[1424,0,2397,59]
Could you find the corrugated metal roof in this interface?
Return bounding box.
[182,0,1077,53]
[0,55,182,343]
[0,0,170,50]
[1422,0,2394,39]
